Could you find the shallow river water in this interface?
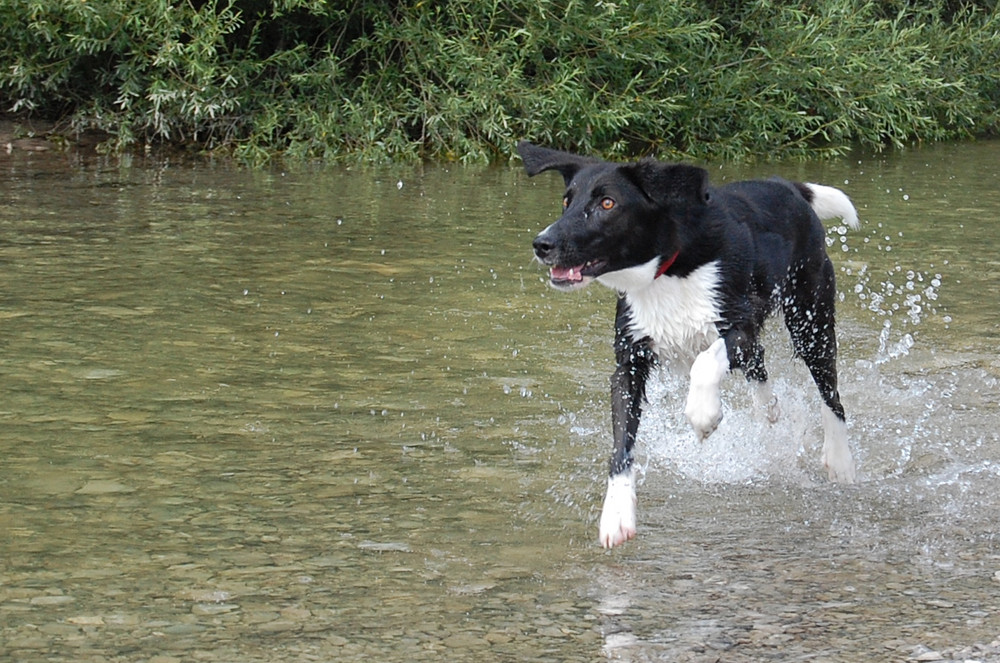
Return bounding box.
[1,141,999,662]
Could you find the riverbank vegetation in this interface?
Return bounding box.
[2,0,998,162]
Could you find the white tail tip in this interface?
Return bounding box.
[806,183,860,230]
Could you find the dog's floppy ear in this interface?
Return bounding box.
[626,159,710,208]
[517,141,597,185]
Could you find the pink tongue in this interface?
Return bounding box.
[551,265,584,282]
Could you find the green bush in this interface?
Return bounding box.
[1,0,998,162]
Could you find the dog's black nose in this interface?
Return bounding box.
[533,234,555,261]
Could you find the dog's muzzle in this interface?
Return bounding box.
[532,231,556,264]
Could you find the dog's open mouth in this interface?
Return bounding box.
[550,259,607,288]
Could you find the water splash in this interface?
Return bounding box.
[836,223,950,365]
[876,321,914,364]
[638,366,825,485]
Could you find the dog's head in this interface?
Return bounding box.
[518,141,710,292]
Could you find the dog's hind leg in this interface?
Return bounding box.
[600,298,653,548]
[784,259,856,483]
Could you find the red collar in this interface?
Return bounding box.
[654,251,680,279]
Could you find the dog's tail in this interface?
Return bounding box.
[799,183,860,230]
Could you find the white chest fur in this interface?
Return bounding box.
[599,259,723,367]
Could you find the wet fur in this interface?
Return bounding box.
[518,141,859,548]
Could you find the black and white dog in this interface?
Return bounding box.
[518,141,859,548]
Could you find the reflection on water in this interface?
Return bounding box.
[1,142,999,662]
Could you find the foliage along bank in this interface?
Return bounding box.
[2,0,999,162]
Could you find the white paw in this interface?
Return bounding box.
[599,473,637,548]
[824,442,857,483]
[684,384,722,440]
[822,405,857,484]
[684,339,729,440]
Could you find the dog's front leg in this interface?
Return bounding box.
[600,298,653,548]
[684,337,730,440]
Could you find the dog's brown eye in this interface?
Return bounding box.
[600,197,615,211]
[562,196,569,209]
